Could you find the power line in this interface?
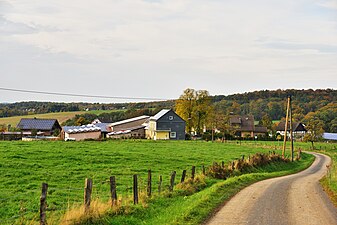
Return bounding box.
[0,87,170,101]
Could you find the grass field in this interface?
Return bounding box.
[0,140,322,224]
[0,110,119,127]
[316,145,337,207]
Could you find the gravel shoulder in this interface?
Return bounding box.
[206,153,337,225]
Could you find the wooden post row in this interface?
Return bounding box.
[110,176,117,206]
[40,183,48,225]
[191,166,196,180]
[158,175,163,194]
[169,171,176,192]
[133,174,138,204]
[84,178,93,212]
[181,170,186,183]
[147,170,152,197]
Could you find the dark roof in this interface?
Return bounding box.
[17,118,61,131]
[93,123,112,133]
[276,122,306,132]
[230,115,255,131]
[254,126,268,133]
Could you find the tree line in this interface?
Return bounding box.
[175,88,337,136]
[1,89,336,133]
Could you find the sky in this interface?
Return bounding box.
[0,0,337,103]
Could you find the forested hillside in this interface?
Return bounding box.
[1,89,336,132]
[212,89,336,121]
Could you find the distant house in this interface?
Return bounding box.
[17,118,61,136]
[229,115,268,138]
[276,122,306,138]
[146,109,186,140]
[62,124,101,141]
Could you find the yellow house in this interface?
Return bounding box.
[146,109,185,140]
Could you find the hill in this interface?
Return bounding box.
[0,89,336,131]
[0,110,118,127]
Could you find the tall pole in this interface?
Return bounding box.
[289,96,294,161]
[282,96,290,158]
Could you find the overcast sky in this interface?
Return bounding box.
[1,0,337,103]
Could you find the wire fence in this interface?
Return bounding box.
[0,169,193,224]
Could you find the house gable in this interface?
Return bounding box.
[149,109,186,140]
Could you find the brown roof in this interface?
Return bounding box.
[276,122,306,132]
[254,126,268,133]
[230,115,255,131]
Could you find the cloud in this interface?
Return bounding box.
[0,0,336,102]
[318,0,337,10]
[258,39,337,54]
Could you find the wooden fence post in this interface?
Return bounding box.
[221,161,225,168]
[133,175,138,204]
[40,183,48,225]
[191,166,196,180]
[169,171,176,192]
[147,170,152,197]
[84,178,93,212]
[158,175,162,194]
[181,170,186,183]
[110,176,117,206]
[202,165,206,175]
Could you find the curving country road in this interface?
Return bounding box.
[206,153,337,225]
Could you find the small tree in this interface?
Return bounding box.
[31,129,38,136]
[303,118,324,149]
[75,116,89,126]
[53,129,60,137]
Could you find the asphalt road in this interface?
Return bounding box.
[206,153,337,225]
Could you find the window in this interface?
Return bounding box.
[170,132,176,138]
[169,116,174,120]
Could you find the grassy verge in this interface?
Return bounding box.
[65,153,314,225]
[316,147,337,207]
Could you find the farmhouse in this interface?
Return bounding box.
[229,115,268,138]
[146,109,186,140]
[276,121,306,139]
[17,118,61,136]
[62,124,101,141]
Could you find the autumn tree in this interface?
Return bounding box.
[194,90,211,134]
[303,115,324,149]
[175,88,196,134]
[175,88,211,135]
[75,116,90,126]
[259,114,273,130]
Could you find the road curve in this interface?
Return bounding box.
[206,153,337,225]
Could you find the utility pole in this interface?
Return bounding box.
[289,96,294,161]
[282,96,291,158]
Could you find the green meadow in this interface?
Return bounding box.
[0,140,320,224]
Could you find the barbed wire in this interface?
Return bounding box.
[0,209,39,223]
[0,191,39,202]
